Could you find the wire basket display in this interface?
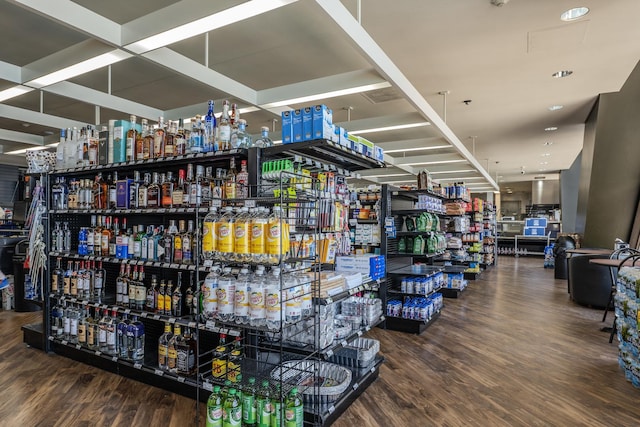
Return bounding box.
[270,359,352,404]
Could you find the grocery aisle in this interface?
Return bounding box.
[2,257,640,426]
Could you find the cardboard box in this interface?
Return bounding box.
[116,179,134,209]
[525,218,548,227]
[292,109,303,142]
[112,120,127,163]
[281,110,293,144]
[98,127,109,165]
[374,146,384,162]
[340,127,349,147]
[302,106,313,141]
[359,137,374,157]
[524,227,546,236]
[312,104,333,140]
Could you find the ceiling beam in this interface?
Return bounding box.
[0,104,85,130]
[0,129,44,146]
[142,48,258,105]
[43,81,163,121]
[314,0,499,191]
[8,0,121,45]
[0,61,22,84]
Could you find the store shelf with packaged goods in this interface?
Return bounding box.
[50,149,248,175]
[50,207,210,215]
[317,277,381,305]
[391,209,445,216]
[262,139,385,172]
[390,189,446,201]
[387,286,442,298]
[384,310,441,335]
[386,251,445,259]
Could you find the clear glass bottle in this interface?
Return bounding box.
[172,272,183,317]
[189,115,204,153]
[126,115,138,162]
[218,101,231,151]
[236,160,249,199]
[158,322,173,370]
[147,172,161,208]
[127,315,145,362]
[154,117,166,158]
[117,313,130,360]
[253,126,273,148]
[204,100,216,153]
[182,220,194,264]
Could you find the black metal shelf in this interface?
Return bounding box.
[385,310,441,334]
[390,189,445,200]
[262,139,385,171]
[387,286,442,298]
[317,277,380,305]
[391,209,445,216]
[395,231,442,236]
[50,207,209,215]
[50,149,248,175]
[386,251,445,259]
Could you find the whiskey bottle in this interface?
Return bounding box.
[182,220,194,264]
[158,322,173,370]
[144,120,154,160]
[109,217,118,257]
[172,169,185,207]
[175,325,196,375]
[157,280,166,315]
[52,257,63,296]
[164,120,176,157]
[69,261,79,297]
[147,172,161,208]
[86,306,97,350]
[225,157,237,200]
[160,172,173,208]
[135,266,146,310]
[175,119,186,156]
[146,274,158,313]
[173,220,185,264]
[126,115,138,162]
[109,172,118,209]
[237,160,249,199]
[133,224,145,259]
[164,280,173,316]
[115,264,126,305]
[153,117,166,159]
[167,325,179,373]
[137,173,149,208]
[135,118,148,161]
[212,333,228,379]
[172,272,183,317]
[185,271,195,316]
[127,265,137,309]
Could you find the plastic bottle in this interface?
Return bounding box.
[233,207,251,263]
[270,383,283,427]
[234,268,250,324]
[206,385,223,427]
[265,268,283,331]
[296,271,313,317]
[284,387,303,427]
[266,206,285,264]
[202,206,218,262]
[249,267,267,328]
[216,267,236,322]
[283,267,301,324]
[242,377,257,427]
[250,207,268,263]
[223,388,242,427]
[203,267,220,320]
[217,207,235,260]
[256,379,272,427]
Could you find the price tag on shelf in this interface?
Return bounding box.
[341,340,348,348]
[188,322,197,328]
[140,312,148,318]
[169,208,177,213]
[205,320,215,330]
[352,382,359,390]
[153,262,161,267]
[177,376,186,383]
[357,331,363,337]
[245,200,256,208]
[124,309,131,314]
[154,369,164,377]
[153,315,161,320]
[325,349,334,358]
[203,382,213,391]
[134,363,143,370]
[48,336,54,341]
[306,158,313,166]
[328,406,335,414]
[219,328,228,335]
[102,305,108,310]
[93,350,100,356]
[75,344,82,350]
[188,265,197,271]
[323,163,330,171]
[168,318,176,324]
[212,199,222,208]
[314,161,321,169]
[145,261,153,266]
[70,298,77,303]
[112,356,118,362]
[170,264,179,269]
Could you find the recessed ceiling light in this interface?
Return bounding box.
[543,141,554,146]
[561,7,589,21]
[548,105,564,111]
[544,127,558,131]
[539,168,546,171]
[552,70,573,78]
[541,153,551,157]
[540,162,548,165]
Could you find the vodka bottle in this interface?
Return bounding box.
[234,268,251,324]
[94,261,105,303]
[253,126,274,148]
[216,267,235,322]
[117,314,130,360]
[249,267,266,328]
[204,100,216,153]
[68,304,79,344]
[62,301,71,340]
[127,315,145,362]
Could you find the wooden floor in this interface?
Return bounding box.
[2,256,640,426]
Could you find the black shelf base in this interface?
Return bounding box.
[22,322,44,350]
[440,288,464,299]
[384,311,441,335]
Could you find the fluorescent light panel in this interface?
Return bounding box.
[397,159,466,166]
[126,0,299,54]
[6,146,48,155]
[259,82,390,109]
[27,50,132,88]
[350,122,429,135]
[383,145,449,154]
[363,173,412,178]
[0,85,34,102]
[429,169,475,175]
[379,180,415,184]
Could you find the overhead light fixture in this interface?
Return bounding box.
[126,0,298,54]
[543,141,554,146]
[397,159,467,166]
[552,70,573,78]
[490,0,510,6]
[363,173,412,178]
[540,161,548,165]
[430,169,475,175]
[0,85,34,102]
[548,105,564,111]
[379,180,416,185]
[541,153,551,157]
[239,106,260,114]
[27,50,132,88]
[259,82,391,109]
[383,145,449,154]
[6,146,49,155]
[561,7,589,21]
[349,121,429,135]
[544,127,558,131]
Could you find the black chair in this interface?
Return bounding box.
[568,254,614,308]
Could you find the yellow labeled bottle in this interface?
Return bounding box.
[212,333,228,379]
[266,206,284,264]
[250,207,268,263]
[234,207,250,262]
[217,207,235,256]
[202,206,218,261]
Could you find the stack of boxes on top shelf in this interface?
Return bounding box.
[281,105,385,162]
[335,254,386,281]
[524,217,548,236]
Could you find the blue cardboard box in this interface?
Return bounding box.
[525,218,547,227]
[312,104,333,140]
[524,227,546,236]
[281,110,293,144]
[302,106,313,141]
[292,109,303,142]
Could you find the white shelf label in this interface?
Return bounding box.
[134,363,142,370]
[203,382,213,391]
[61,340,68,346]
[177,376,186,383]
[75,344,82,350]
[112,356,118,362]
[205,320,216,330]
[124,309,131,314]
[352,382,359,390]
[153,315,161,320]
[188,322,197,328]
[168,318,176,324]
[140,312,148,318]
[154,369,164,377]
[245,200,256,208]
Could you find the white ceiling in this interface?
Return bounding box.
[0,0,639,190]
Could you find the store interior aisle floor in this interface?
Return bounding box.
[2,257,640,426]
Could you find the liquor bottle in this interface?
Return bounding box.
[127,265,137,309]
[172,169,185,207]
[135,266,146,311]
[211,333,228,379]
[126,115,137,162]
[137,174,149,209]
[69,261,79,297]
[136,118,148,161]
[172,272,183,317]
[133,225,145,259]
[201,166,212,205]
[254,126,273,148]
[212,169,224,200]
[141,225,152,260]
[173,220,184,264]
[160,172,173,208]
[86,306,97,350]
[182,220,194,264]
[154,226,165,262]
[284,387,303,427]
[204,100,216,153]
[237,160,249,199]
[164,120,176,157]
[206,385,223,427]
[94,216,103,257]
[157,280,166,315]
[115,264,126,305]
[158,322,173,370]
[129,171,140,210]
[109,217,118,257]
[175,119,186,156]
[147,172,161,208]
[87,126,99,166]
[163,220,178,263]
[144,121,154,160]
[68,304,79,344]
[101,216,111,256]
[52,257,63,296]
[63,260,72,296]
[109,172,118,209]
[146,274,158,313]
[63,222,71,252]
[127,227,135,260]
[121,264,132,308]
[117,313,130,360]
[227,336,243,383]
[94,261,105,303]
[242,377,257,427]
[80,261,91,300]
[190,115,204,153]
[51,302,64,338]
[167,325,179,373]
[225,158,237,200]
[127,315,145,362]
[185,273,195,316]
[224,389,242,427]
[218,101,231,151]
[164,280,173,316]
[153,117,166,158]
[87,216,96,256]
[175,325,196,375]
[185,164,196,207]
[55,128,66,170]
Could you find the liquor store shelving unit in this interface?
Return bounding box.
[42,142,386,426]
[379,187,446,334]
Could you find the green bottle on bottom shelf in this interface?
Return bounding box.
[242,377,257,427]
[284,387,303,427]
[223,388,242,427]
[256,380,272,427]
[270,384,282,427]
[206,386,223,427]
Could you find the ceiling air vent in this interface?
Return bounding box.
[534,176,546,180]
[361,87,402,104]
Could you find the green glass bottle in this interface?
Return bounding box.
[242,377,257,427]
[257,380,272,427]
[223,388,242,427]
[284,387,303,427]
[206,385,223,427]
[270,383,282,427]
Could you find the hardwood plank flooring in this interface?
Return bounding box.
[2,256,640,426]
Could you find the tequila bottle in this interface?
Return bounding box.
[158,322,173,370]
